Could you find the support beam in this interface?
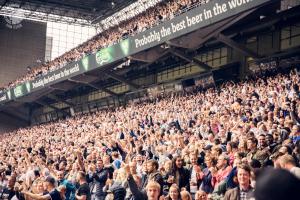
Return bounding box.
[68,78,118,97]
[128,48,170,63]
[190,8,257,51]
[36,100,69,116]
[216,33,261,59]
[104,72,140,90]
[49,86,66,91]
[87,83,118,97]
[136,49,171,69]
[170,48,212,71]
[47,94,75,107]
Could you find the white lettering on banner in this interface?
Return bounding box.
[0,95,6,102]
[69,64,80,73]
[32,80,44,89]
[228,0,253,9]
[64,68,70,76]
[171,21,186,33]
[31,64,80,90]
[134,0,256,49]
[186,14,203,27]
[135,30,161,48]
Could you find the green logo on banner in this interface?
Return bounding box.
[7,90,11,100]
[14,85,23,98]
[95,47,113,65]
[120,39,130,56]
[82,56,89,71]
[26,82,31,93]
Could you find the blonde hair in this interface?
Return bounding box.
[280,154,296,166]
[146,181,161,191]
[169,184,180,192]
[115,168,127,182]
[180,190,192,200]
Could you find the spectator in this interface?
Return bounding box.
[57,170,76,200]
[88,159,108,200]
[166,156,190,192]
[194,190,208,200]
[0,66,299,200]
[76,171,91,200]
[224,164,253,200]
[165,184,181,200]
[142,160,164,192]
[254,168,300,200]
[279,154,300,178]
[22,176,62,200]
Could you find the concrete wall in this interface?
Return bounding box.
[0,112,27,133]
[0,17,46,87]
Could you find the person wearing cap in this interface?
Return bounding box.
[22,176,62,200]
[224,164,253,200]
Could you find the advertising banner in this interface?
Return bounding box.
[0,0,271,104]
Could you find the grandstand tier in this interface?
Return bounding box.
[0,1,300,200]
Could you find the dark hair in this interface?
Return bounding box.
[77,171,86,180]
[238,164,252,175]
[230,142,238,149]
[258,134,266,138]
[247,137,258,146]
[34,170,40,177]
[147,159,159,170]
[250,159,261,169]
[172,156,184,171]
[45,176,56,185]
[214,138,221,145]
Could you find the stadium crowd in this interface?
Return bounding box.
[2,0,208,91]
[0,67,299,200]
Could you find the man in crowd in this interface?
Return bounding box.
[88,159,108,200]
[279,154,300,178]
[22,176,62,200]
[141,160,164,192]
[224,164,253,200]
[57,170,76,200]
[76,171,91,200]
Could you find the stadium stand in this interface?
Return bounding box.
[2,0,209,90]
[0,0,300,200]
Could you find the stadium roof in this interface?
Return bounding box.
[0,0,138,26]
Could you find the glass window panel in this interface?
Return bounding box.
[281,39,290,50]
[221,47,227,57]
[207,51,213,60]
[213,58,220,67]
[291,35,300,47]
[281,28,291,39]
[291,25,300,36]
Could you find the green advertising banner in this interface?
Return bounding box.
[0,0,272,105]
